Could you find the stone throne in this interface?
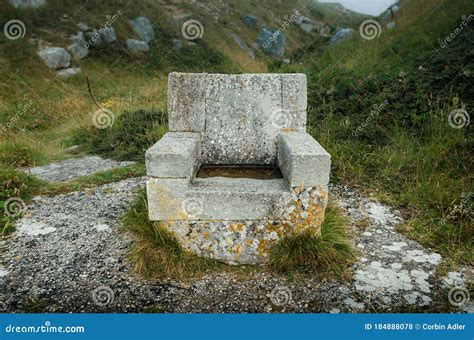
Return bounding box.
[146,73,331,264]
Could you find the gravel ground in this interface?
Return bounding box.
[0,177,471,313]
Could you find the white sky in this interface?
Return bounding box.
[319,0,397,16]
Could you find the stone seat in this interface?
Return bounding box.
[146,72,331,264]
[187,177,288,220]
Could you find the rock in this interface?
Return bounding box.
[8,0,46,8]
[56,67,81,80]
[84,29,103,47]
[172,39,183,50]
[170,13,193,28]
[256,27,285,58]
[295,15,313,33]
[68,32,88,59]
[229,33,255,59]
[100,27,117,43]
[77,22,89,31]
[22,155,134,182]
[330,28,355,44]
[65,145,81,154]
[126,39,150,55]
[38,47,71,69]
[130,16,155,43]
[240,14,257,29]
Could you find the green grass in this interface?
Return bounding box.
[268,201,355,277]
[278,0,474,268]
[122,190,222,280]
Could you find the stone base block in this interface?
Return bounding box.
[160,185,328,264]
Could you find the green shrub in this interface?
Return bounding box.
[73,109,167,161]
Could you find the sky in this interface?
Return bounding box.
[319,0,397,16]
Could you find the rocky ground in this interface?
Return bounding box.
[22,156,134,182]
[0,159,472,313]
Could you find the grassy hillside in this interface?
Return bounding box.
[278,0,473,268]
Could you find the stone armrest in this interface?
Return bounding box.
[145,132,200,179]
[277,131,331,187]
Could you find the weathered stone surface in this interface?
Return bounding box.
[84,29,103,47]
[188,177,287,220]
[77,22,89,31]
[330,28,355,44]
[282,73,307,113]
[256,27,285,58]
[202,73,283,164]
[168,72,206,132]
[22,156,133,182]
[145,132,200,178]
[146,73,331,264]
[56,67,81,80]
[163,185,327,264]
[126,39,149,55]
[100,27,117,43]
[8,0,45,8]
[68,32,88,59]
[278,132,331,187]
[295,15,314,33]
[130,16,155,43]
[146,178,189,220]
[240,14,257,28]
[38,47,71,69]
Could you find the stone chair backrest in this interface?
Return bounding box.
[168,72,307,164]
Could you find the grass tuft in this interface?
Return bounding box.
[268,201,355,278]
[122,190,221,280]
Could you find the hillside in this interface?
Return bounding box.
[0,0,472,273]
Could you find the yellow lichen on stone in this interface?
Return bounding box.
[227,223,245,233]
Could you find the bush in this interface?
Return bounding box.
[73,109,167,161]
